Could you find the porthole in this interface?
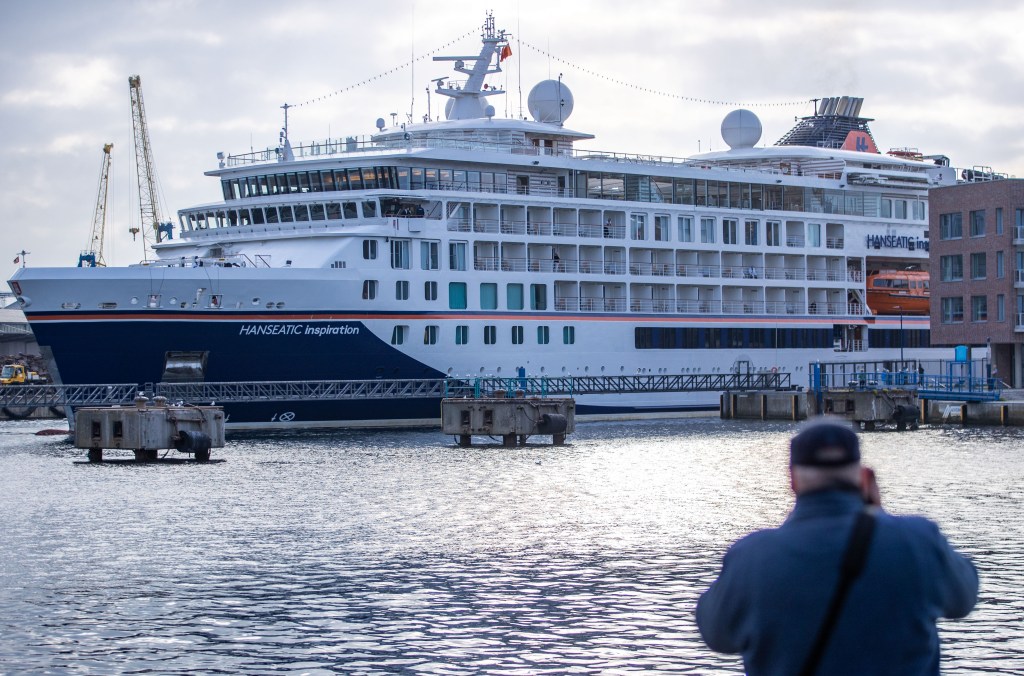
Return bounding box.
[130,296,139,305]
[169,297,178,305]
[252,297,260,306]
[275,302,285,309]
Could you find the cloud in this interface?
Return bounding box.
[2,55,119,109]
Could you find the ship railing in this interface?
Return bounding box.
[722,300,765,314]
[447,218,472,232]
[500,220,527,235]
[500,258,529,272]
[526,220,553,236]
[554,296,579,311]
[474,257,502,272]
[529,258,577,273]
[786,236,806,247]
[826,238,845,249]
[472,218,501,234]
[579,223,626,239]
[0,384,140,408]
[847,270,864,282]
[805,269,847,282]
[721,266,764,280]
[629,299,675,313]
[677,300,722,314]
[603,261,627,275]
[553,223,577,237]
[579,260,601,274]
[766,301,806,315]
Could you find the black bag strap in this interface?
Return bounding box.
[798,508,877,676]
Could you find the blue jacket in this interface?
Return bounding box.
[696,488,978,675]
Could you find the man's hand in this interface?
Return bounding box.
[861,466,882,507]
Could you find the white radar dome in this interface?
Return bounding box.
[721,109,762,150]
[444,96,488,120]
[528,80,574,124]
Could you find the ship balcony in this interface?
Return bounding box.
[825,238,845,249]
[786,236,806,248]
[579,297,628,312]
[628,262,675,276]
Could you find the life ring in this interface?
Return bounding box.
[771,367,778,374]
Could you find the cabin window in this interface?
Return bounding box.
[391,325,408,345]
[390,239,411,269]
[700,217,716,244]
[395,280,409,300]
[630,214,646,240]
[343,202,358,219]
[530,284,547,311]
[654,215,670,241]
[362,200,378,218]
[537,326,550,344]
[424,325,439,345]
[455,325,469,345]
[807,223,821,247]
[362,240,377,260]
[326,203,341,220]
[480,283,498,310]
[449,242,467,271]
[420,241,440,270]
[507,284,524,310]
[362,280,378,300]
[677,216,693,243]
[562,326,576,345]
[484,325,497,345]
[722,219,738,245]
[511,326,524,345]
[426,281,438,301]
[744,219,759,246]
[448,282,467,309]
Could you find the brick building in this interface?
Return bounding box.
[929,179,1024,386]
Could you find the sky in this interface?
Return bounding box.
[2,0,1023,269]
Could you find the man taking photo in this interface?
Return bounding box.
[696,419,978,675]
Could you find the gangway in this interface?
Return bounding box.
[1,372,790,409]
[809,359,1001,402]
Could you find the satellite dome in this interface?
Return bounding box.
[528,80,574,124]
[721,109,762,149]
[444,96,488,120]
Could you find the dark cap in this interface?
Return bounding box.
[790,420,861,467]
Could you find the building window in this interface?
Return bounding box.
[998,294,1006,322]
[766,221,781,247]
[654,215,670,241]
[455,325,469,345]
[390,238,411,269]
[997,250,1005,278]
[677,216,693,242]
[395,280,409,300]
[448,282,466,309]
[939,213,963,240]
[537,325,550,344]
[426,281,438,301]
[507,283,524,310]
[970,210,986,237]
[390,325,408,345]
[700,217,716,244]
[630,214,646,240]
[531,284,547,310]
[362,239,377,259]
[449,241,467,271]
[722,218,738,245]
[362,279,378,300]
[996,208,1004,235]
[420,240,439,270]
[971,295,988,322]
[970,252,986,279]
[484,325,497,345]
[940,255,963,282]
[744,219,759,246]
[480,283,498,310]
[941,297,964,324]
[563,325,576,344]
[511,325,524,344]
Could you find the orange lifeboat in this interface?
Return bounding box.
[866,269,929,315]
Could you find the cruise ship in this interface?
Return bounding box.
[8,16,958,429]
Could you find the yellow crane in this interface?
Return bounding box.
[128,75,172,258]
[77,143,113,267]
